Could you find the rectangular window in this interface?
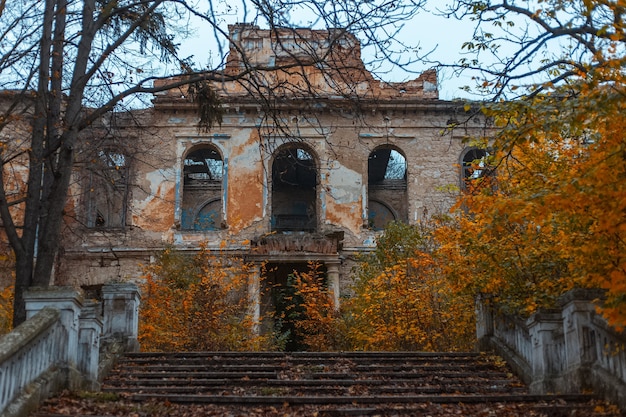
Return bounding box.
[86,151,129,229]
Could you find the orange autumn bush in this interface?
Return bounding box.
[279,223,475,352]
[289,262,347,351]
[139,244,277,351]
[343,222,475,351]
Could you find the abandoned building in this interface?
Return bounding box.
[3,25,490,319]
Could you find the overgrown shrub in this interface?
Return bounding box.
[343,222,476,351]
[139,244,278,351]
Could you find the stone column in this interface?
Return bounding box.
[102,282,141,352]
[326,261,341,310]
[78,301,103,390]
[559,288,604,392]
[475,294,494,351]
[24,287,84,369]
[527,310,563,394]
[248,263,262,334]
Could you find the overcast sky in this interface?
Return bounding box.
[175,1,482,100]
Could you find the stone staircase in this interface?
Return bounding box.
[31,351,622,417]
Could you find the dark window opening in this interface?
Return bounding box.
[368,147,407,229]
[462,148,489,180]
[86,150,129,229]
[181,147,224,231]
[271,146,317,232]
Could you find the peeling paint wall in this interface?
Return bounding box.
[44,27,492,296]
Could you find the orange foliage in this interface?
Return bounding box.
[289,262,347,351]
[0,246,14,333]
[0,285,13,334]
[438,84,626,330]
[272,223,475,352]
[139,244,277,351]
[344,222,476,351]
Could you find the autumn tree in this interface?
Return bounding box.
[436,0,626,328]
[445,0,626,98]
[0,0,430,327]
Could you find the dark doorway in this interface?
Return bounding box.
[263,262,327,351]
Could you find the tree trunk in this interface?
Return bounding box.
[12,251,35,326]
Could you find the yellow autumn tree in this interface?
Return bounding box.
[437,84,626,329]
[438,0,626,330]
[345,222,476,351]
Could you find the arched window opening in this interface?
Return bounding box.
[86,149,129,229]
[368,147,407,229]
[462,148,489,181]
[461,148,495,195]
[368,200,396,231]
[184,147,223,183]
[271,146,317,232]
[181,146,224,231]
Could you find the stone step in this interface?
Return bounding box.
[106,370,510,381]
[31,350,620,417]
[100,350,597,409]
[104,383,526,395]
[118,351,484,363]
[105,377,521,388]
[124,392,597,406]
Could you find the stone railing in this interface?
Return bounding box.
[477,288,626,410]
[0,283,140,417]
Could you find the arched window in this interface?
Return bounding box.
[460,147,496,195]
[461,148,488,180]
[181,146,224,231]
[86,149,129,229]
[368,147,407,230]
[368,200,396,231]
[271,145,317,232]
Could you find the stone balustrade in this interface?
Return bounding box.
[0,283,140,417]
[477,288,626,410]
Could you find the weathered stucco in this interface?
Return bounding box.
[42,25,491,299]
[227,130,266,233]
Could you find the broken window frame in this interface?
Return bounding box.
[181,145,225,231]
[270,144,318,233]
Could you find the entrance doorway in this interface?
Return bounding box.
[262,262,327,351]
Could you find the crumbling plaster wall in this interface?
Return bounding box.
[57,101,481,288]
[54,24,489,290]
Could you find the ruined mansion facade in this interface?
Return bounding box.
[49,25,488,308]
